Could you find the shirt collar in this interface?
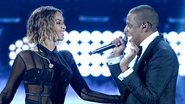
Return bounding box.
[139,31,159,57]
[37,44,57,56]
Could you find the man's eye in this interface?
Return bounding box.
[127,24,133,28]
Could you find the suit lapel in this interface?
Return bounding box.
[133,35,164,71]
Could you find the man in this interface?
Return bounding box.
[107,5,179,104]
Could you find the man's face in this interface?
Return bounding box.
[124,13,142,45]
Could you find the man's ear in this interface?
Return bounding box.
[141,22,150,32]
[141,23,147,29]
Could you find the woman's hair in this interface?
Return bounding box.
[27,6,62,44]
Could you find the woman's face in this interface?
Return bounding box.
[53,12,66,42]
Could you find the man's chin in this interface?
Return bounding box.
[128,37,133,42]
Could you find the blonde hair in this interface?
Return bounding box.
[27,6,62,44]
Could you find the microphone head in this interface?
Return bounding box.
[123,36,128,46]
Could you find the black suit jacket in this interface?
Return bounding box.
[108,35,179,104]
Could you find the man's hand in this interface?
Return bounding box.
[112,37,127,57]
[120,42,139,72]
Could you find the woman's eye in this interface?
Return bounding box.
[56,21,61,25]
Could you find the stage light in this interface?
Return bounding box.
[22,44,30,50]
[79,16,109,22]
[91,30,102,43]
[78,64,90,77]
[178,32,185,44]
[101,65,111,77]
[167,31,179,44]
[22,37,28,43]
[9,51,16,60]
[9,60,14,66]
[8,31,185,77]
[15,40,23,48]
[179,65,185,76]
[15,48,22,54]
[80,30,91,43]
[113,30,124,38]
[9,44,16,51]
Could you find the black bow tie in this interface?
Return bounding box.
[133,46,142,65]
[137,46,142,57]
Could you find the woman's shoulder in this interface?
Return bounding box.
[18,50,31,54]
[17,50,33,58]
[58,50,75,65]
[58,50,73,57]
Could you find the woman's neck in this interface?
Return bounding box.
[32,41,56,52]
[42,41,56,51]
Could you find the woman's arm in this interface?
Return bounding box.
[0,53,25,104]
[62,51,123,103]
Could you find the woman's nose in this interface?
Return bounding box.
[62,24,66,30]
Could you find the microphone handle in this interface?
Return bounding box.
[91,36,128,54]
[91,43,114,54]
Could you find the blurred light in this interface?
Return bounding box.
[90,66,101,77]
[162,32,168,39]
[91,30,102,43]
[22,37,28,43]
[170,43,180,55]
[63,31,69,43]
[166,31,179,44]
[15,48,22,54]
[179,65,185,76]
[69,30,79,36]
[79,65,90,77]
[178,54,185,65]
[15,40,23,48]
[168,17,185,24]
[68,30,80,44]
[178,32,185,44]
[22,44,30,50]
[0,18,20,23]
[80,30,91,43]
[113,30,124,38]
[79,16,109,22]
[102,30,113,45]
[9,44,16,51]
[102,30,112,36]
[101,65,111,77]
[9,51,17,60]
[9,60,14,66]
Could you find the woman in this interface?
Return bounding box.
[0,6,123,104]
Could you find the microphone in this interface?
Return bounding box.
[91,36,128,54]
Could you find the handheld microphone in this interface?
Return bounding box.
[91,36,128,54]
